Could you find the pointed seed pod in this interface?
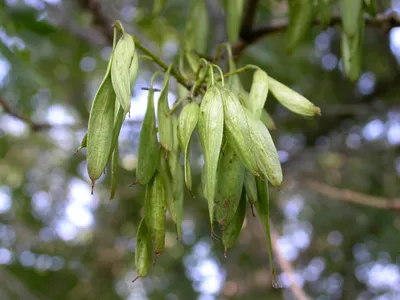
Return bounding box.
[246,111,282,186]
[215,143,245,225]
[222,187,246,253]
[178,101,199,191]
[111,33,135,112]
[269,77,321,117]
[248,68,269,119]
[87,56,116,191]
[254,178,276,282]
[220,86,259,177]
[134,218,152,280]
[144,173,167,255]
[157,66,174,153]
[198,85,224,227]
[136,76,161,185]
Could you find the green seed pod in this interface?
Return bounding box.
[220,86,259,177]
[134,218,152,279]
[260,110,276,131]
[111,33,135,112]
[222,186,246,253]
[286,0,313,52]
[268,77,321,117]
[198,85,224,227]
[226,0,244,43]
[339,0,363,39]
[168,116,180,176]
[136,77,160,185]
[178,101,199,191]
[109,144,119,200]
[254,178,276,281]
[171,159,184,241]
[107,103,127,164]
[157,66,173,153]
[144,173,167,255]
[130,51,139,87]
[246,111,282,186]
[244,171,257,205]
[248,69,269,119]
[215,143,245,225]
[87,62,116,191]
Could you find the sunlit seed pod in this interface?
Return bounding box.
[134,218,152,280]
[111,33,135,112]
[286,0,313,52]
[222,186,247,253]
[177,101,200,191]
[144,173,167,255]
[109,144,119,200]
[215,143,245,226]
[244,171,258,205]
[198,85,224,227]
[157,66,174,153]
[246,110,282,186]
[87,73,116,191]
[339,0,363,38]
[254,178,276,282]
[268,77,321,117]
[226,0,244,43]
[219,86,259,177]
[136,81,160,185]
[248,68,269,119]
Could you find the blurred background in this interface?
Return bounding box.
[1,0,400,299]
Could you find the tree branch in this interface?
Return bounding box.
[270,223,310,300]
[305,180,400,210]
[234,11,400,56]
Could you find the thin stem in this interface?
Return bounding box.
[112,26,117,49]
[170,97,187,114]
[112,20,125,34]
[138,55,154,61]
[190,64,210,98]
[132,36,191,90]
[212,64,224,86]
[208,65,215,85]
[223,64,258,78]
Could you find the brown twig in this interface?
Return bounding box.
[234,12,400,56]
[305,180,400,210]
[270,223,310,300]
[0,96,52,131]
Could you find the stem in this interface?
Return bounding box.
[208,66,215,85]
[223,64,258,78]
[132,36,191,90]
[212,64,224,86]
[138,55,154,61]
[113,20,125,34]
[112,27,117,49]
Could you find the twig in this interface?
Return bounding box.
[0,96,52,131]
[305,180,400,209]
[270,223,310,300]
[234,12,400,56]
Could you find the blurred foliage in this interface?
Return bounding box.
[0,0,400,299]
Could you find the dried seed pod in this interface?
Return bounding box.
[248,68,269,119]
[244,171,257,205]
[254,178,276,282]
[222,186,246,253]
[136,77,160,185]
[134,218,152,280]
[220,86,259,177]
[177,101,199,191]
[157,66,173,153]
[215,143,245,226]
[144,173,167,255]
[198,85,224,227]
[111,33,135,112]
[109,144,119,200]
[269,77,321,117]
[246,111,282,186]
[87,57,116,191]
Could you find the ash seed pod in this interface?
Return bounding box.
[248,68,269,120]
[244,171,258,205]
[111,33,136,113]
[177,101,200,192]
[133,218,152,282]
[268,77,321,117]
[198,85,224,228]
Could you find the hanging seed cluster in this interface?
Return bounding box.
[78,22,320,283]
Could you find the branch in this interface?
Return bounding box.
[239,0,259,38]
[234,11,400,55]
[0,96,52,131]
[270,223,310,300]
[305,180,400,210]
